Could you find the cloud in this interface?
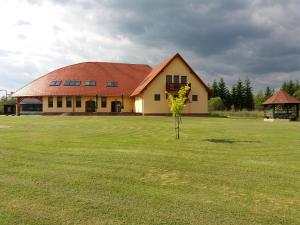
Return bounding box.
[0,0,300,94]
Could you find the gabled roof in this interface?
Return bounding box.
[262,89,300,105]
[12,62,152,97]
[131,53,210,96]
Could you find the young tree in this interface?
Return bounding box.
[244,78,254,110]
[166,85,190,139]
[254,91,265,110]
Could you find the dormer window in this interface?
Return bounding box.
[64,81,81,86]
[49,80,62,86]
[106,81,118,87]
[84,81,96,86]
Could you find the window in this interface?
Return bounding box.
[57,96,63,108]
[64,81,81,86]
[84,81,96,86]
[76,96,81,108]
[174,75,179,83]
[50,80,62,86]
[66,96,72,108]
[101,97,107,108]
[166,75,172,84]
[181,76,187,84]
[48,97,53,108]
[192,95,198,101]
[106,81,118,87]
[154,94,160,101]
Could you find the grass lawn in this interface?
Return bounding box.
[0,116,299,225]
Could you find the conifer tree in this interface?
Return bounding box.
[282,80,300,96]
[264,86,273,99]
[244,78,254,110]
[218,78,231,110]
[231,85,237,111]
[212,80,219,97]
[235,79,245,111]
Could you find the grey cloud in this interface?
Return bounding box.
[1,0,300,92]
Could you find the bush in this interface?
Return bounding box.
[208,97,225,111]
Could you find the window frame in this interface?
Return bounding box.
[101,96,107,108]
[166,75,172,84]
[66,96,72,108]
[57,96,63,108]
[64,81,81,86]
[48,96,53,108]
[192,95,198,101]
[50,80,62,86]
[181,76,187,84]
[84,81,96,86]
[76,96,81,108]
[173,75,180,84]
[154,94,161,101]
[106,81,118,87]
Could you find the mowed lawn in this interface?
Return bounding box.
[0,116,299,225]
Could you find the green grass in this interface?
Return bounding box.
[0,116,299,225]
[210,110,264,118]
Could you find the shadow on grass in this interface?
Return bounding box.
[203,138,260,144]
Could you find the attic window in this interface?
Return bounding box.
[85,81,96,86]
[50,80,62,86]
[106,81,118,87]
[64,81,81,86]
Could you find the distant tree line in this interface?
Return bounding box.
[209,78,300,111]
[209,78,254,111]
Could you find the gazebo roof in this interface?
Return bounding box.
[262,89,300,105]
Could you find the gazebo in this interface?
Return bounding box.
[262,90,300,121]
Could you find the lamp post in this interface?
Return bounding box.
[0,89,8,101]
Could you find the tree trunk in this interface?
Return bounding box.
[174,115,180,139]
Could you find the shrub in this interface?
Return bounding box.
[208,97,225,111]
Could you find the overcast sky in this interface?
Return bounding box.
[0,0,300,95]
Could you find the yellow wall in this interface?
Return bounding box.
[42,96,134,113]
[41,57,208,114]
[134,97,143,113]
[140,56,208,114]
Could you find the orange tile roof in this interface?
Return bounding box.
[131,53,210,96]
[262,89,300,105]
[12,53,210,98]
[13,62,152,97]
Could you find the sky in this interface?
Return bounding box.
[0,0,300,96]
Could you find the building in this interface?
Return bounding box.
[262,89,300,121]
[12,53,210,115]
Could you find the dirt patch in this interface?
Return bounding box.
[0,125,11,129]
